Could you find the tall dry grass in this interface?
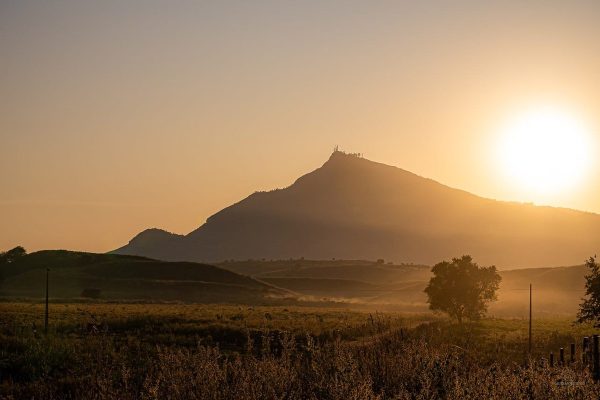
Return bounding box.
[3,319,600,399]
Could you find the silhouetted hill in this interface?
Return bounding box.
[0,250,288,303]
[114,151,600,268]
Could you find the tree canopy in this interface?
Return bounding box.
[0,246,27,264]
[424,255,501,323]
[0,246,27,284]
[577,256,600,326]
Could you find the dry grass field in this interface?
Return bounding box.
[2,302,600,399]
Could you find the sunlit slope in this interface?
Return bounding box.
[115,151,600,267]
[0,250,286,302]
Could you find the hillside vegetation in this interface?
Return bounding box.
[0,250,287,303]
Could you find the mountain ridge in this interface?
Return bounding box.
[114,151,600,267]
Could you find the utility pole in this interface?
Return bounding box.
[528,283,532,354]
[45,268,49,334]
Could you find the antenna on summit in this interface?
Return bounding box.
[333,145,339,153]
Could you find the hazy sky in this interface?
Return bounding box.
[2,1,600,252]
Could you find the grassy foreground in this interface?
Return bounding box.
[2,302,600,399]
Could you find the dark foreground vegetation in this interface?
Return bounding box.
[2,303,600,399]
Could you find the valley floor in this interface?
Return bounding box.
[2,302,600,399]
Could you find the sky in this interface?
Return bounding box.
[2,0,600,253]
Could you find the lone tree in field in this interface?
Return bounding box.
[424,255,501,323]
[577,256,600,326]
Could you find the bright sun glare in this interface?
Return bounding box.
[497,106,593,196]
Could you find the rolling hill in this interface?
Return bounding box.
[219,259,430,302]
[217,258,589,315]
[0,250,289,303]
[1,250,589,314]
[114,150,600,268]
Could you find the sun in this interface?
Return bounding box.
[496,106,593,196]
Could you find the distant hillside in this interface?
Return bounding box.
[218,259,431,284]
[0,250,289,303]
[114,151,600,268]
[491,264,587,316]
[1,250,589,314]
[218,258,588,315]
[219,259,430,302]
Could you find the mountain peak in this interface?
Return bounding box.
[321,149,415,176]
[111,228,184,258]
[324,149,368,167]
[114,152,600,268]
[129,228,181,245]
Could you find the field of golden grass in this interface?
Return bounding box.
[2,302,600,399]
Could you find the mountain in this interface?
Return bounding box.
[0,250,289,303]
[114,151,600,268]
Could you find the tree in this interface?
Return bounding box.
[0,246,27,263]
[424,255,501,323]
[577,256,600,326]
[0,246,27,284]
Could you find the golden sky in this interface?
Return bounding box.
[1,1,600,252]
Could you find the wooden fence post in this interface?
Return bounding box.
[594,335,599,382]
[45,268,49,335]
[560,347,564,366]
[570,343,575,363]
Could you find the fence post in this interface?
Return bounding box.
[559,348,564,366]
[594,335,599,382]
[45,268,49,334]
[571,343,575,363]
[550,352,554,368]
